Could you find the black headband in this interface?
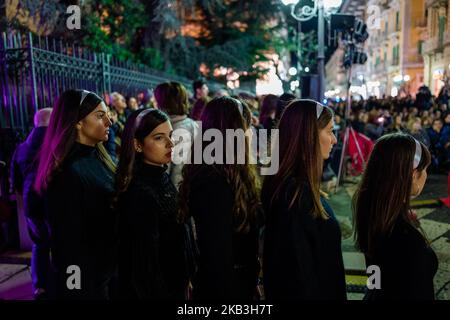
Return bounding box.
[77,90,103,121]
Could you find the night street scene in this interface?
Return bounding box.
[0,0,450,308]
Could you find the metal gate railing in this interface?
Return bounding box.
[0,31,196,134]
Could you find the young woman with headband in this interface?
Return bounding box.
[353,133,438,300]
[34,89,117,299]
[116,109,191,299]
[262,99,347,300]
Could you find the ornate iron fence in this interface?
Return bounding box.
[0,31,207,135]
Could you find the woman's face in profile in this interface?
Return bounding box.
[135,120,174,166]
[77,102,112,145]
[319,119,337,160]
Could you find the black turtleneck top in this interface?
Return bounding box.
[44,142,117,299]
[118,162,189,299]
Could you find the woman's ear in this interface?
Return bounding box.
[134,138,142,152]
[76,121,82,131]
[412,169,421,181]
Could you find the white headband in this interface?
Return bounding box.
[135,109,153,129]
[413,138,422,170]
[296,99,325,119]
[237,101,243,115]
[316,103,324,119]
[79,90,90,107]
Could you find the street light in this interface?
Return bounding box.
[288,67,298,76]
[281,0,343,101]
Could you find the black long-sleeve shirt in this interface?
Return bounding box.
[44,142,117,299]
[262,178,347,300]
[364,218,438,300]
[118,163,189,299]
[188,166,260,300]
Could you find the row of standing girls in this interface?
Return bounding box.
[27,89,437,300]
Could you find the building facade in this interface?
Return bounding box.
[364,0,426,98]
[422,0,450,96]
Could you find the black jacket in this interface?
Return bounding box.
[44,142,118,299]
[10,127,47,219]
[364,218,438,300]
[118,163,189,299]
[188,166,260,300]
[262,178,347,300]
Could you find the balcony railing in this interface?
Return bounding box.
[423,36,444,53]
[375,62,387,74]
[425,0,447,8]
[414,18,427,28]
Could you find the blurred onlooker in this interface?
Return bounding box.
[238,92,260,127]
[259,94,278,132]
[441,113,450,164]
[387,114,406,134]
[275,93,296,123]
[10,108,53,299]
[110,92,130,156]
[444,112,450,131]
[154,82,199,189]
[137,89,154,109]
[192,78,209,103]
[127,97,139,111]
[427,119,444,171]
[415,85,433,111]
[105,108,118,162]
[351,111,367,134]
[437,85,449,108]
[364,110,384,141]
[407,117,430,147]
[190,97,209,121]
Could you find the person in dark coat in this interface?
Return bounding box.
[353,133,438,300]
[178,97,261,300]
[259,94,278,133]
[10,108,52,298]
[34,89,117,299]
[116,109,190,299]
[262,99,347,300]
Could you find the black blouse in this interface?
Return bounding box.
[118,162,189,299]
[262,177,347,300]
[45,142,117,299]
[188,166,260,300]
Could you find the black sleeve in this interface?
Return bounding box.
[47,169,90,299]
[10,148,23,194]
[406,251,436,300]
[191,176,235,299]
[285,185,322,298]
[264,181,321,299]
[395,238,436,300]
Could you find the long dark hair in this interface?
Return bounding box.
[178,96,260,233]
[259,94,278,126]
[115,108,170,195]
[34,89,115,194]
[352,133,431,257]
[265,99,334,220]
[154,82,189,116]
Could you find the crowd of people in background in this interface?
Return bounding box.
[2,79,446,301]
[88,80,450,178]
